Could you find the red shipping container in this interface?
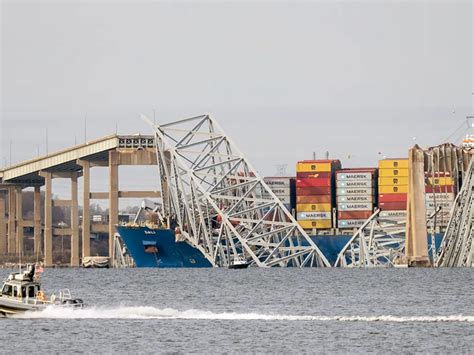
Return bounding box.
[425,185,454,193]
[296,187,331,195]
[296,178,331,187]
[297,195,331,204]
[337,211,372,219]
[379,201,407,210]
[378,193,407,202]
[424,171,451,177]
[296,172,331,179]
[336,168,378,174]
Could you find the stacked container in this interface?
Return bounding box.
[336,168,377,228]
[296,160,341,230]
[378,158,408,220]
[263,176,296,212]
[425,172,455,227]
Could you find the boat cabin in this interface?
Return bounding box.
[1,279,41,301]
[0,265,42,301]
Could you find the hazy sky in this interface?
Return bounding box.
[1,0,473,203]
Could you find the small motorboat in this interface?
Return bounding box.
[228,257,250,269]
[0,264,85,316]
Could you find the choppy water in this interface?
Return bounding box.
[1,268,473,353]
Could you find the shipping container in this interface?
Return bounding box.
[379,185,409,194]
[336,180,374,188]
[297,203,332,212]
[263,187,291,195]
[378,193,408,202]
[337,187,375,195]
[296,187,332,195]
[424,171,452,177]
[378,159,409,169]
[378,201,407,210]
[426,201,453,209]
[338,219,366,228]
[336,172,374,181]
[379,168,409,177]
[336,195,373,203]
[337,210,373,219]
[298,219,332,229]
[296,172,331,179]
[425,185,454,193]
[296,160,341,173]
[264,178,292,188]
[338,202,373,211]
[379,210,407,218]
[426,177,454,186]
[378,177,409,186]
[296,195,332,204]
[425,193,455,201]
[297,211,332,220]
[296,178,331,187]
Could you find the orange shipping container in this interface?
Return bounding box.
[296,187,331,195]
[296,178,331,187]
[297,195,331,204]
[297,203,332,212]
[379,168,409,177]
[298,219,332,229]
[296,160,341,173]
[337,211,372,219]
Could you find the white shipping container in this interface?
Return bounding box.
[266,187,291,195]
[425,201,452,209]
[338,219,366,228]
[264,178,291,188]
[425,193,455,201]
[336,172,373,181]
[297,212,332,220]
[263,193,291,204]
[337,188,375,195]
[336,180,374,188]
[337,195,373,203]
[379,210,407,218]
[338,202,373,211]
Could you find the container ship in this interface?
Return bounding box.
[116,156,449,267]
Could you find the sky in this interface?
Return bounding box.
[1,0,473,204]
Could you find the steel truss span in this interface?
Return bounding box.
[436,158,473,267]
[334,210,406,267]
[147,114,330,268]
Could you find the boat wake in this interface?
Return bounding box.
[11,306,474,322]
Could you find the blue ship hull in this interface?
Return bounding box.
[116,225,443,267]
[116,226,212,268]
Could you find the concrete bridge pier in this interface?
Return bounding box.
[7,187,16,255]
[0,194,6,254]
[33,186,42,255]
[15,187,24,256]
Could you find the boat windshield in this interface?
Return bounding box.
[1,284,13,297]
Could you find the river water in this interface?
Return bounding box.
[1,268,473,353]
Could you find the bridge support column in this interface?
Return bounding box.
[71,172,79,266]
[33,186,42,256]
[41,172,53,266]
[405,145,431,267]
[78,160,90,258]
[15,187,24,256]
[0,195,6,254]
[109,151,119,258]
[8,187,16,254]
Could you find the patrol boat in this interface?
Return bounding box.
[0,264,85,316]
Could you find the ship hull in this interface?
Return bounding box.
[116,226,212,268]
[116,226,443,267]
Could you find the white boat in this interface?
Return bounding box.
[0,264,85,316]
